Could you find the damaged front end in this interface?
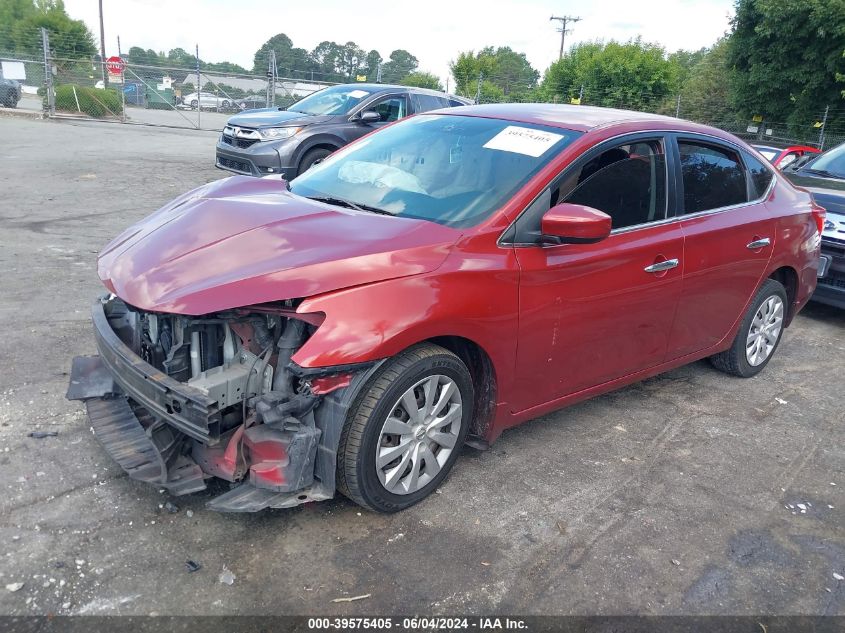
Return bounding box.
[67,295,376,512]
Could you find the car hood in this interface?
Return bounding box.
[226,109,329,128]
[98,176,460,315]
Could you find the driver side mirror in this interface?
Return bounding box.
[540,203,612,245]
[357,110,381,123]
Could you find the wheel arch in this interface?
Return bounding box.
[767,265,799,325]
[425,335,498,442]
[291,135,344,171]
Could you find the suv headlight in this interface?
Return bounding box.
[259,127,300,140]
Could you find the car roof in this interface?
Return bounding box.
[436,103,718,134]
[331,83,469,101]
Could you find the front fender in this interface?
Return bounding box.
[289,131,346,167]
[291,247,521,399]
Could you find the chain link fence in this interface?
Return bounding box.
[2,27,334,130]
[2,26,843,149]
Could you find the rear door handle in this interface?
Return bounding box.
[747,237,771,249]
[644,259,679,273]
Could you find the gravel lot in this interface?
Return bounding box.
[0,116,843,617]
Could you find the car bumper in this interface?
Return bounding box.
[65,296,333,511]
[812,240,845,309]
[215,140,297,179]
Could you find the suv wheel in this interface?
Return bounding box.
[337,343,473,512]
[710,278,787,377]
[299,147,332,174]
[190,99,198,109]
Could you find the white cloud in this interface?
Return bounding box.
[65,0,734,85]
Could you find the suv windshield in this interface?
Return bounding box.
[804,142,845,178]
[288,85,378,115]
[289,114,579,228]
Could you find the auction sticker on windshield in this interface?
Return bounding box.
[483,126,564,157]
[348,89,369,98]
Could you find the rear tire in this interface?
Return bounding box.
[298,147,332,174]
[190,99,198,109]
[336,343,473,513]
[709,278,787,378]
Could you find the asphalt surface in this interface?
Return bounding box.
[0,116,843,617]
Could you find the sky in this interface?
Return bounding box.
[64,0,736,85]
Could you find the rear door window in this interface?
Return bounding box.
[744,152,775,199]
[678,141,747,214]
[411,93,447,113]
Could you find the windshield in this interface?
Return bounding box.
[289,114,579,228]
[804,142,845,178]
[288,85,377,115]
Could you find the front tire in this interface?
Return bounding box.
[710,278,787,377]
[337,344,474,512]
[298,147,332,174]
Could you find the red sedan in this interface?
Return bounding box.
[752,143,821,169]
[69,104,823,513]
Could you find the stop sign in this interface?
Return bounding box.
[106,56,125,74]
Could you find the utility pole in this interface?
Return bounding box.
[550,15,582,60]
[98,0,107,87]
[195,44,201,129]
[41,28,54,116]
[117,35,125,122]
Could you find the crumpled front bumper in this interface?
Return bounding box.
[66,298,333,512]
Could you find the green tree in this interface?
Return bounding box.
[253,33,292,74]
[2,0,95,58]
[727,0,845,132]
[0,0,36,52]
[400,71,443,91]
[677,38,739,124]
[337,41,365,80]
[668,47,707,88]
[449,47,538,98]
[205,60,249,74]
[362,49,382,81]
[449,51,480,96]
[540,39,677,110]
[381,49,418,83]
[310,40,344,81]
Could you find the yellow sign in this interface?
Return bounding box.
[813,121,823,128]
[356,75,367,82]
[752,114,763,123]
[570,97,581,105]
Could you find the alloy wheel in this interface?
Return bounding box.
[746,295,784,366]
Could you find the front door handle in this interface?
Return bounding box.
[644,258,679,273]
[747,237,771,249]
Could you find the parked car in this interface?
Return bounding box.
[752,143,821,170]
[238,94,267,110]
[69,104,821,513]
[181,91,233,110]
[783,141,845,308]
[0,74,21,108]
[215,83,473,178]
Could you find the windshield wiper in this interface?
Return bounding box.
[304,196,394,216]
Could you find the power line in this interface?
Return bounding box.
[549,15,582,60]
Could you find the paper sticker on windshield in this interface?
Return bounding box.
[348,89,368,98]
[483,126,564,157]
